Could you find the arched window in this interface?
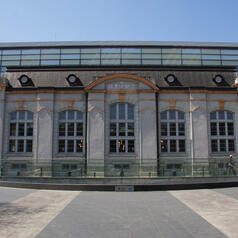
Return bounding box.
[109,103,135,153]
[9,110,33,153]
[210,110,235,152]
[58,110,84,153]
[160,110,185,153]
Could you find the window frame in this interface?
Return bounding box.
[160,110,186,153]
[109,103,135,154]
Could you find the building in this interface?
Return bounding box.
[0,41,238,177]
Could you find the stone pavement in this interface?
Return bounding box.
[0,187,238,238]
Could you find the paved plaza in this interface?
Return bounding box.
[0,187,238,238]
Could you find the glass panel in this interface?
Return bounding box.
[219,111,225,120]
[18,123,25,136]
[110,104,116,120]
[81,48,100,53]
[22,49,40,54]
[169,123,176,136]
[182,49,201,54]
[178,111,184,120]
[21,55,41,60]
[61,49,80,54]
[27,123,33,136]
[220,139,226,152]
[59,111,66,120]
[162,54,181,59]
[101,54,120,59]
[182,60,202,65]
[101,59,120,65]
[119,123,126,136]
[59,140,65,152]
[41,60,60,65]
[27,112,33,120]
[202,55,221,60]
[128,140,135,152]
[110,123,117,136]
[201,49,220,54]
[118,139,126,152]
[80,54,100,59]
[142,54,161,59]
[121,48,141,53]
[228,123,234,135]
[81,59,100,65]
[161,139,167,152]
[179,140,185,152]
[227,112,233,120]
[128,104,134,120]
[161,123,167,136]
[68,111,74,120]
[21,60,40,66]
[142,48,161,53]
[221,55,238,60]
[182,54,201,59]
[2,55,21,60]
[17,140,24,152]
[211,140,218,152]
[10,112,17,120]
[162,48,181,54]
[68,123,75,136]
[219,123,225,135]
[142,59,161,65]
[210,111,216,120]
[122,54,141,59]
[9,140,16,152]
[10,123,16,136]
[127,123,134,136]
[163,59,182,65]
[119,104,125,120]
[59,123,66,136]
[170,140,177,152]
[2,50,21,55]
[101,48,121,53]
[67,140,74,152]
[77,139,83,152]
[110,140,116,152]
[77,123,83,136]
[1,61,20,66]
[60,54,80,59]
[222,61,238,66]
[61,60,80,65]
[19,111,25,120]
[202,60,221,66]
[228,140,235,152]
[77,111,83,120]
[26,140,32,152]
[41,54,60,60]
[178,123,185,136]
[160,111,167,120]
[221,50,238,55]
[41,49,60,54]
[122,59,141,65]
[211,123,217,136]
[169,110,176,120]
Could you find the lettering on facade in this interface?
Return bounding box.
[107,81,137,90]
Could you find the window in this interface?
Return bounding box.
[160,110,185,153]
[9,111,33,153]
[58,110,84,153]
[210,110,235,152]
[109,103,135,153]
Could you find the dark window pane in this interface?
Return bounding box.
[219,111,225,120]
[77,123,83,136]
[178,111,184,120]
[17,140,24,152]
[10,112,17,120]
[10,123,16,136]
[161,123,167,136]
[228,123,234,135]
[160,111,167,120]
[27,123,33,136]
[110,104,116,120]
[170,140,177,152]
[179,140,185,152]
[227,112,233,120]
[128,140,135,152]
[71,164,77,170]
[161,139,167,152]
[128,104,134,120]
[178,123,185,136]
[59,140,65,152]
[59,111,66,120]
[18,123,25,136]
[19,111,25,120]
[220,139,226,152]
[228,140,235,152]
[59,123,66,136]
[119,104,125,120]
[211,123,217,136]
[127,123,134,136]
[119,123,126,136]
[68,123,75,136]
[68,111,74,120]
[211,140,218,152]
[76,139,83,152]
[219,123,225,136]
[119,140,126,152]
[62,164,69,170]
[170,123,176,136]
[27,112,33,120]
[26,140,32,152]
[175,164,182,169]
[167,164,173,169]
[67,140,74,152]
[77,111,83,120]
[110,123,117,136]
[9,140,15,152]
[169,111,176,120]
[210,111,216,120]
[110,140,116,152]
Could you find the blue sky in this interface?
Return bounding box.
[1,0,237,43]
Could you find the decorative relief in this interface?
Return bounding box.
[37,107,53,113]
[119,93,125,102]
[88,106,104,113]
[169,99,176,110]
[219,100,225,110]
[139,106,156,113]
[68,100,74,110]
[18,100,24,110]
